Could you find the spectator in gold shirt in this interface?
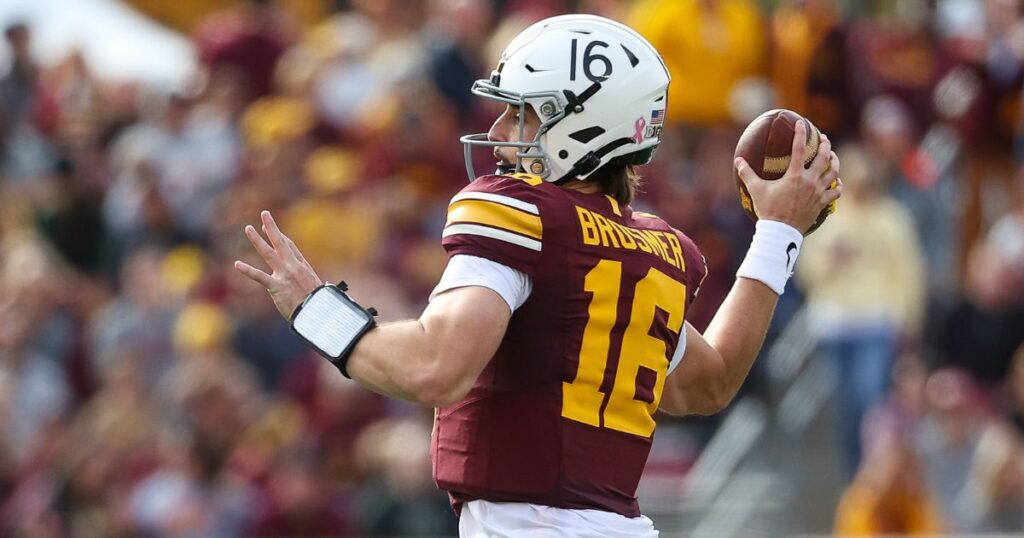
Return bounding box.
[629,0,766,127]
[798,143,926,475]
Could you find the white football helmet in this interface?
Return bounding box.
[461,14,670,182]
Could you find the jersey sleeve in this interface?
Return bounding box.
[441,175,547,277]
[429,255,533,312]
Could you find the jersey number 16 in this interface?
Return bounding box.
[562,260,687,437]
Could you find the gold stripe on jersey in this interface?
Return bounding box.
[442,223,542,251]
[447,199,543,241]
[575,206,684,269]
[605,195,622,216]
[509,172,544,186]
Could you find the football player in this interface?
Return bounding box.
[235,14,841,536]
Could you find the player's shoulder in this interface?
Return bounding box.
[631,210,689,238]
[442,174,560,273]
[631,209,666,224]
[450,173,568,221]
[630,209,678,235]
[456,173,561,204]
[630,209,706,270]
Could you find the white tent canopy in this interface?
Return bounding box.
[0,0,196,89]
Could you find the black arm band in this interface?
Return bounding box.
[290,282,377,378]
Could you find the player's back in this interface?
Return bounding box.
[432,173,706,517]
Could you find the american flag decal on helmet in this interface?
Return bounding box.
[651,109,665,125]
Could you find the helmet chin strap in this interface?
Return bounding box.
[496,162,516,175]
[503,156,546,177]
[558,137,635,182]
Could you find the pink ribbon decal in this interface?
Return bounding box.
[634,118,646,143]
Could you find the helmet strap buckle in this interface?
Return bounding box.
[562,152,601,180]
[562,81,603,116]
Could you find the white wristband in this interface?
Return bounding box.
[291,283,377,377]
[736,220,804,295]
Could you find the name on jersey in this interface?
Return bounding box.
[575,206,685,269]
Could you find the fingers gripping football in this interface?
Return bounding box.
[823,153,843,205]
[234,210,323,320]
[734,120,843,234]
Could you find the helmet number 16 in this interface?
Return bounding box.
[569,38,614,82]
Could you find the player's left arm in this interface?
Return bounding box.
[234,211,510,407]
[660,124,842,416]
[659,279,778,416]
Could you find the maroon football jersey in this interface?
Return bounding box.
[432,173,707,517]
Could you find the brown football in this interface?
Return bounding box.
[734,108,834,235]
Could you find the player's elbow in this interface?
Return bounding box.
[681,375,736,416]
[409,361,473,407]
[695,386,735,415]
[697,364,738,415]
[675,389,732,417]
[676,357,736,416]
[661,380,733,417]
[414,379,469,407]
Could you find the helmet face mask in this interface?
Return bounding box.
[460,80,567,180]
[460,14,670,184]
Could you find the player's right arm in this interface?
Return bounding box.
[660,122,842,416]
[234,175,544,408]
[234,210,515,407]
[344,284,511,406]
[348,176,547,405]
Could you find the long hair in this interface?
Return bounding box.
[587,162,642,206]
[556,148,651,205]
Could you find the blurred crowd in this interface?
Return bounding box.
[0,0,1022,536]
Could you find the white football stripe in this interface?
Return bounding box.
[443,224,542,251]
[450,192,539,215]
[668,324,687,375]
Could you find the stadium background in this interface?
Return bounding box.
[0,0,1022,535]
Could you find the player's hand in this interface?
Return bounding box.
[734,121,843,233]
[234,210,323,320]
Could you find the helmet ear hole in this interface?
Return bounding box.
[558,150,569,159]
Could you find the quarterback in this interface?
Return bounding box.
[235,14,841,536]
